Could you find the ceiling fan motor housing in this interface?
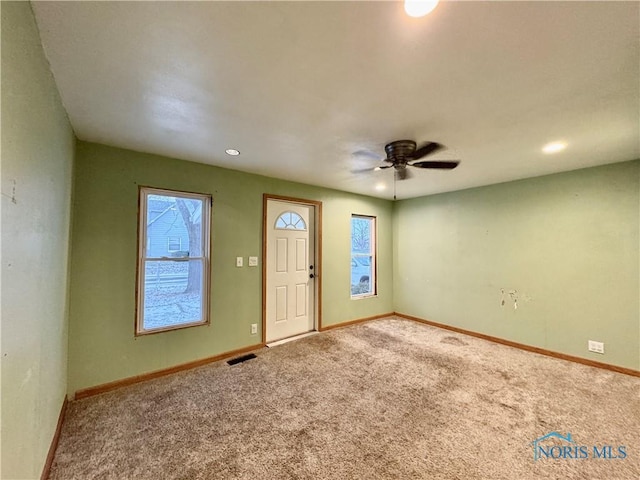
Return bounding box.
[384,140,417,166]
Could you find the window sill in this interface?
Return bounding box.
[135,320,209,336]
[350,294,378,301]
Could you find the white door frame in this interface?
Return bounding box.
[262,194,322,344]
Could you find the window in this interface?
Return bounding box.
[275,211,307,230]
[351,215,376,297]
[136,187,211,334]
[167,236,181,252]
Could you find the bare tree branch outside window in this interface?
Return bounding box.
[175,198,202,293]
[351,218,370,253]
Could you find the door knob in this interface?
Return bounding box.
[309,273,315,279]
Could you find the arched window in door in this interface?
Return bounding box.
[275,211,307,230]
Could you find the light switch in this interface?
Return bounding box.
[248,256,258,267]
[236,257,243,267]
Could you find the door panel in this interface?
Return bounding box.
[296,283,306,317]
[295,239,306,271]
[275,286,287,322]
[266,199,315,342]
[276,238,287,272]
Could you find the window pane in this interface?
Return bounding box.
[146,194,204,258]
[351,217,371,254]
[351,256,373,295]
[142,260,203,330]
[351,215,375,298]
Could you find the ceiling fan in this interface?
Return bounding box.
[356,140,460,181]
[353,139,460,199]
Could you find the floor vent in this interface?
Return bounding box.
[227,353,257,366]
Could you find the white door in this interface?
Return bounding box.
[266,200,315,343]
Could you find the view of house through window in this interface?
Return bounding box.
[351,215,376,297]
[137,187,211,334]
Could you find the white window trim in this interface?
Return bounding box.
[351,214,377,299]
[136,187,212,335]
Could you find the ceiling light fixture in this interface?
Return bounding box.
[375,183,386,191]
[225,148,240,156]
[404,0,439,18]
[542,141,567,154]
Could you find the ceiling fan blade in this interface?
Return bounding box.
[396,168,411,180]
[351,164,393,174]
[410,160,460,170]
[411,142,443,160]
[352,149,384,161]
[350,167,376,174]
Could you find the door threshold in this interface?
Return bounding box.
[267,331,319,348]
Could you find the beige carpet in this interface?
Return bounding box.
[50,318,639,479]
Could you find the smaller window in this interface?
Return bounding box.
[168,236,181,252]
[275,211,307,230]
[351,215,376,298]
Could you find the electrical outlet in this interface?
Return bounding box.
[236,257,243,267]
[588,340,604,354]
[250,323,258,335]
[248,256,258,267]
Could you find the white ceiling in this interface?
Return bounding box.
[32,1,639,200]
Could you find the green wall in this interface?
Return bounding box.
[393,160,640,370]
[1,2,75,478]
[68,144,639,395]
[68,142,393,395]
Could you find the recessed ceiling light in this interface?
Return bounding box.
[375,184,386,191]
[404,0,439,18]
[225,148,240,156]
[542,141,567,154]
